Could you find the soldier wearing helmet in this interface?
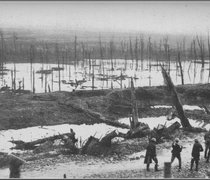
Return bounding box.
[171,138,183,171]
[204,130,210,161]
[144,137,159,171]
[190,139,203,171]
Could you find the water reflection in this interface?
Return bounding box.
[0,59,209,93]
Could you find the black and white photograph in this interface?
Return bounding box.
[0,1,210,178]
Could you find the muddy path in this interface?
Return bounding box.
[0,132,208,179]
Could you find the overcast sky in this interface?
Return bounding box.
[0,1,210,35]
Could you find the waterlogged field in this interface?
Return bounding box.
[0,59,209,93]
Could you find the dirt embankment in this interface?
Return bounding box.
[1,83,210,130]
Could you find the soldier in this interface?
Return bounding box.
[190,139,203,171]
[171,138,182,171]
[204,130,210,161]
[144,138,159,172]
[70,128,77,143]
[9,154,25,178]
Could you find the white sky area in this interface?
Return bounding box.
[0,1,210,35]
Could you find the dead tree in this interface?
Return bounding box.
[109,39,114,71]
[177,43,184,85]
[134,37,139,71]
[196,35,205,68]
[130,77,139,129]
[129,37,134,62]
[161,66,192,128]
[74,35,77,73]
[29,44,35,91]
[55,43,61,91]
[12,33,18,91]
[208,32,210,79]
[120,41,128,70]
[147,36,152,72]
[163,37,170,73]
[140,35,144,70]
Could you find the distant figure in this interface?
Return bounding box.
[63,174,66,178]
[204,130,210,161]
[9,155,24,178]
[144,138,159,171]
[171,138,182,171]
[70,128,77,143]
[190,139,203,171]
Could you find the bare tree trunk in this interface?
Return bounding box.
[110,40,114,71]
[140,35,144,71]
[55,43,61,91]
[22,77,24,90]
[208,32,210,79]
[92,60,95,91]
[161,66,191,128]
[196,35,205,68]
[33,69,35,94]
[29,44,35,92]
[45,74,47,93]
[130,77,138,129]
[51,70,54,92]
[74,35,77,75]
[177,43,184,85]
[135,37,139,71]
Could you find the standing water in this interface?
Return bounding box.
[1,59,209,93]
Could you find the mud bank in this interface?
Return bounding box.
[1,83,210,131]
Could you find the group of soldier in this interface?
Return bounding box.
[144,130,210,172]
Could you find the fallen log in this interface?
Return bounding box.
[62,101,130,129]
[10,132,77,150]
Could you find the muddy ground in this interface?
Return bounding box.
[1,84,210,130]
[1,85,210,178]
[1,131,208,178]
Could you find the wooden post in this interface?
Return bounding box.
[164,162,172,178]
[51,70,53,92]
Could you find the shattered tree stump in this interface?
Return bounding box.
[126,122,150,139]
[81,130,125,156]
